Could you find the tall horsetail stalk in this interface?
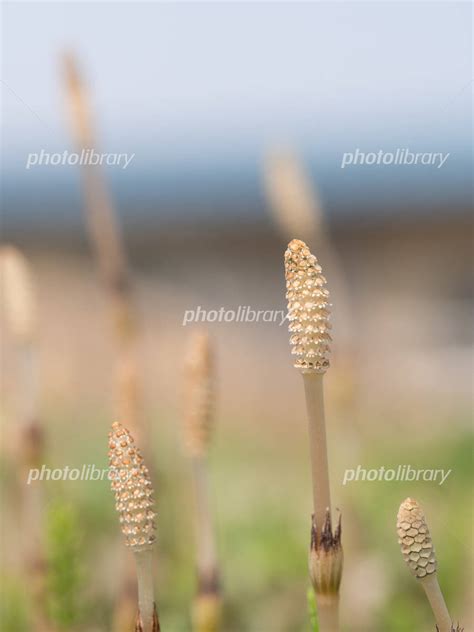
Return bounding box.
[397,498,459,632]
[0,246,41,460]
[62,54,146,630]
[183,330,222,632]
[61,53,142,436]
[0,246,48,630]
[108,422,160,632]
[284,239,342,631]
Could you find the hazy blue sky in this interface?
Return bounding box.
[1,2,472,223]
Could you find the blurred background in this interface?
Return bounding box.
[1,2,472,631]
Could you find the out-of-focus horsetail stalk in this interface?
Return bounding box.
[264,149,324,242]
[62,54,146,631]
[183,329,214,459]
[0,244,42,484]
[183,330,222,632]
[0,245,49,629]
[61,52,141,434]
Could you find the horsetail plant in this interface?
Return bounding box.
[397,498,459,632]
[183,330,222,632]
[0,246,49,630]
[62,54,142,437]
[108,422,160,632]
[284,239,342,632]
[265,151,352,352]
[63,55,147,629]
[0,246,41,461]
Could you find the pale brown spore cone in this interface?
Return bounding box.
[398,498,453,632]
[309,510,343,598]
[284,239,331,373]
[397,498,437,579]
[108,422,156,551]
[183,329,214,458]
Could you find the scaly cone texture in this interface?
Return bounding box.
[397,499,454,632]
[183,330,214,458]
[397,498,437,579]
[284,239,332,373]
[108,422,156,551]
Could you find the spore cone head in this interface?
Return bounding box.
[284,239,331,373]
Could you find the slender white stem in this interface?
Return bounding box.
[134,549,155,632]
[317,595,340,632]
[303,372,341,632]
[420,574,452,632]
[192,457,218,580]
[302,372,331,528]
